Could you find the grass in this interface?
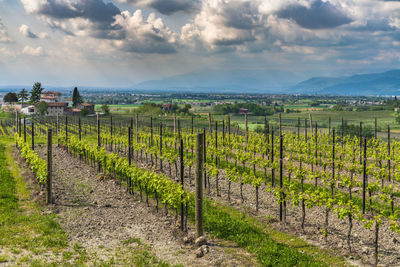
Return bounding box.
[0,142,69,255]
[188,197,348,267]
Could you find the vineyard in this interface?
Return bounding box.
[9,113,400,266]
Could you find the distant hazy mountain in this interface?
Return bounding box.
[291,70,400,95]
[134,69,301,93]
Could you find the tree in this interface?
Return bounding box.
[101,104,110,116]
[80,107,89,116]
[17,89,29,104]
[30,82,43,103]
[36,101,48,116]
[72,87,82,107]
[4,92,18,103]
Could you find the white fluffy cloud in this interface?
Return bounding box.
[22,45,44,56]
[0,17,12,43]
[112,10,178,53]
[19,24,38,38]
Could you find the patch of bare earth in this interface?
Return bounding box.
[35,145,257,267]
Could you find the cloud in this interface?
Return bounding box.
[181,0,262,49]
[112,10,177,53]
[19,24,38,38]
[20,0,120,22]
[277,0,352,29]
[0,17,12,43]
[20,0,122,39]
[117,0,198,15]
[22,45,44,56]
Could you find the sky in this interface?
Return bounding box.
[1,0,400,88]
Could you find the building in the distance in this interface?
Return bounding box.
[79,103,95,114]
[65,98,73,106]
[40,91,62,102]
[45,102,68,116]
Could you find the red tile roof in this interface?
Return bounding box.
[82,103,94,106]
[47,102,67,107]
[42,91,62,96]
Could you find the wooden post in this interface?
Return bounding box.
[97,114,100,147]
[191,115,194,134]
[203,128,207,189]
[31,121,35,150]
[56,113,59,146]
[110,116,113,151]
[309,113,313,133]
[359,122,362,164]
[279,113,282,135]
[271,127,275,187]
[363,136,367,214]
[150,116,153,146]
[65,116,68,151]
[178,119,181,140]
[136,113,139,143]
[23,117,26,143]
[18,114,21,137]
[208,113,212,134]
[79,117,81,141]
[46,129,53,204]
[328,117,331,134]
[180,139,184,231]
[388,125,391,182]
[15,112,18,134]
[128,127,132,166]
[228,115,231,143]
[297,117,300,140]
[245,113,248,142]
[375,117,377,139]
[215,121,219,195]
[222,120,225,144]
[174,114,177,136]
[332,129,335,198]
[279,133,283,221]
[195,133,204,238]
[160,123,163,171]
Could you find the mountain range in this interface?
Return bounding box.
[290,70,400,95]
[134,69,301,93]
[2,69,400,96]
[134,69,400,95]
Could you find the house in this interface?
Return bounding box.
[162,103,172,111]
[69,108,82,115]
[239,108,249,114]
[45,102,68,116]
[40,91,62,102]
[20,105,35,115]
[79,103,95,114]
[65,98,73,106]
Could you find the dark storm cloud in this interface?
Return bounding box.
[221,1,260,30]
[119,0,198,15]
[29,0,121,23]
[278,0,352,29]
[149,0,198,15]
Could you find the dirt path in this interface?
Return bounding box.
[35,145,256,267]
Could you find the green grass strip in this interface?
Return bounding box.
[188,197,334,267]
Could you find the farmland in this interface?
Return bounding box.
[2,98,400,266]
